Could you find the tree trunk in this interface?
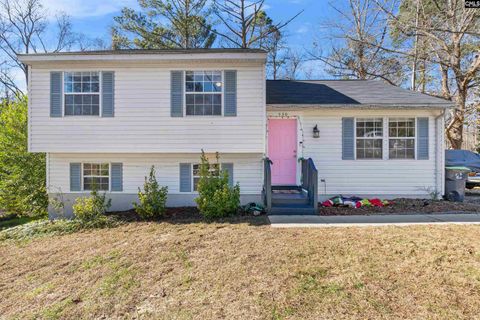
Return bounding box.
[447,89,466,149]
[440,65,450,99]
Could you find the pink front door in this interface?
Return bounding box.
[268,119,297,185]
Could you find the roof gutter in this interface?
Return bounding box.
[267,103,453,109]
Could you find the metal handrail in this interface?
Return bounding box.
[263,157,272,214]
[301,158,318,211]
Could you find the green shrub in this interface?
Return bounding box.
[133,166,168,219]
[0,96,48,217]
[195,151,240,219]
[73,188,111,222]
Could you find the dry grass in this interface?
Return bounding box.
[1,217,480,319]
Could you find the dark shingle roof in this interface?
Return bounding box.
[266,80,452,107]
[18,48,266,57]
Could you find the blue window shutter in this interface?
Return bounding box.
[224,70,237,116]
[50,72,62,117]
[417,117,429,160]
[179,163,191,192]
[222,163,234,187]
[342,117,355,160]
[171,71,184,117]
[102,71,115,117]
[70,163,81,191]
[111,163,123,191]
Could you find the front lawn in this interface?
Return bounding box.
[1,217,480,319]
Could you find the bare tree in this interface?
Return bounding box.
[282,49,305,80]
[212,0,301,49]
[264,27,288,79]
[309,0,405,85]
[375,0,480,149]
[0,0,76,95]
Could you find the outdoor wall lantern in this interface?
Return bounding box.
[313,125,320,138]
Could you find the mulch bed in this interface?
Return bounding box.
[107,207,202,222]
[319,198,480,216]
[107,207,267,225]
[107,198,480,219]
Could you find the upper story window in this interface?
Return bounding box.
[64,72,100,116]
[185,71,222,116]
[356,118,383,159]
[389,118,415,159]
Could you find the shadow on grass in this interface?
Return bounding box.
[107,207,270,227]
[0,216,42,231]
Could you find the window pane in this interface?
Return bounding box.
[204,104,213,115]
[356,138,382,159]
[82,82,91,92]
[203,82,213,92]
[389,139,415,159]
[65,105,74,115]
[91,82,99,92]
[194,94,204,105]
[74,105,82,115]
[194,82,203,92]
[195,105,204,115]
[64,82,73,93]
[193,177,200,191]
[213,104,221,115]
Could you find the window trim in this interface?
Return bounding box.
[62,71,102,117]
[352,117,420,161]
[81,162,111,192]
[355,117,384,160]
[183,70,224,117]
[388,117,416,160]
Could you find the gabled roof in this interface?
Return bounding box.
[266,80,452,108]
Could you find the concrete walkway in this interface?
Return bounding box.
[269,213,480,228]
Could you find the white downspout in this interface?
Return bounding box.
[435,110,446,198]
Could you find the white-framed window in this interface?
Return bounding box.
[83,163,109,191]
[64,72,100,116]
[185,71,222,116]
[192,163,220,191]
[356,118,383,159]
[389,118,415,159]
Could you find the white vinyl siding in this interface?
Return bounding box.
[268,108,443,198]
[29,60,264,153]
[48,153,262,195]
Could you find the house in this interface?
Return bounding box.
[18,49,452,217]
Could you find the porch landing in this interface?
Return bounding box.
[268,213,480,227]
